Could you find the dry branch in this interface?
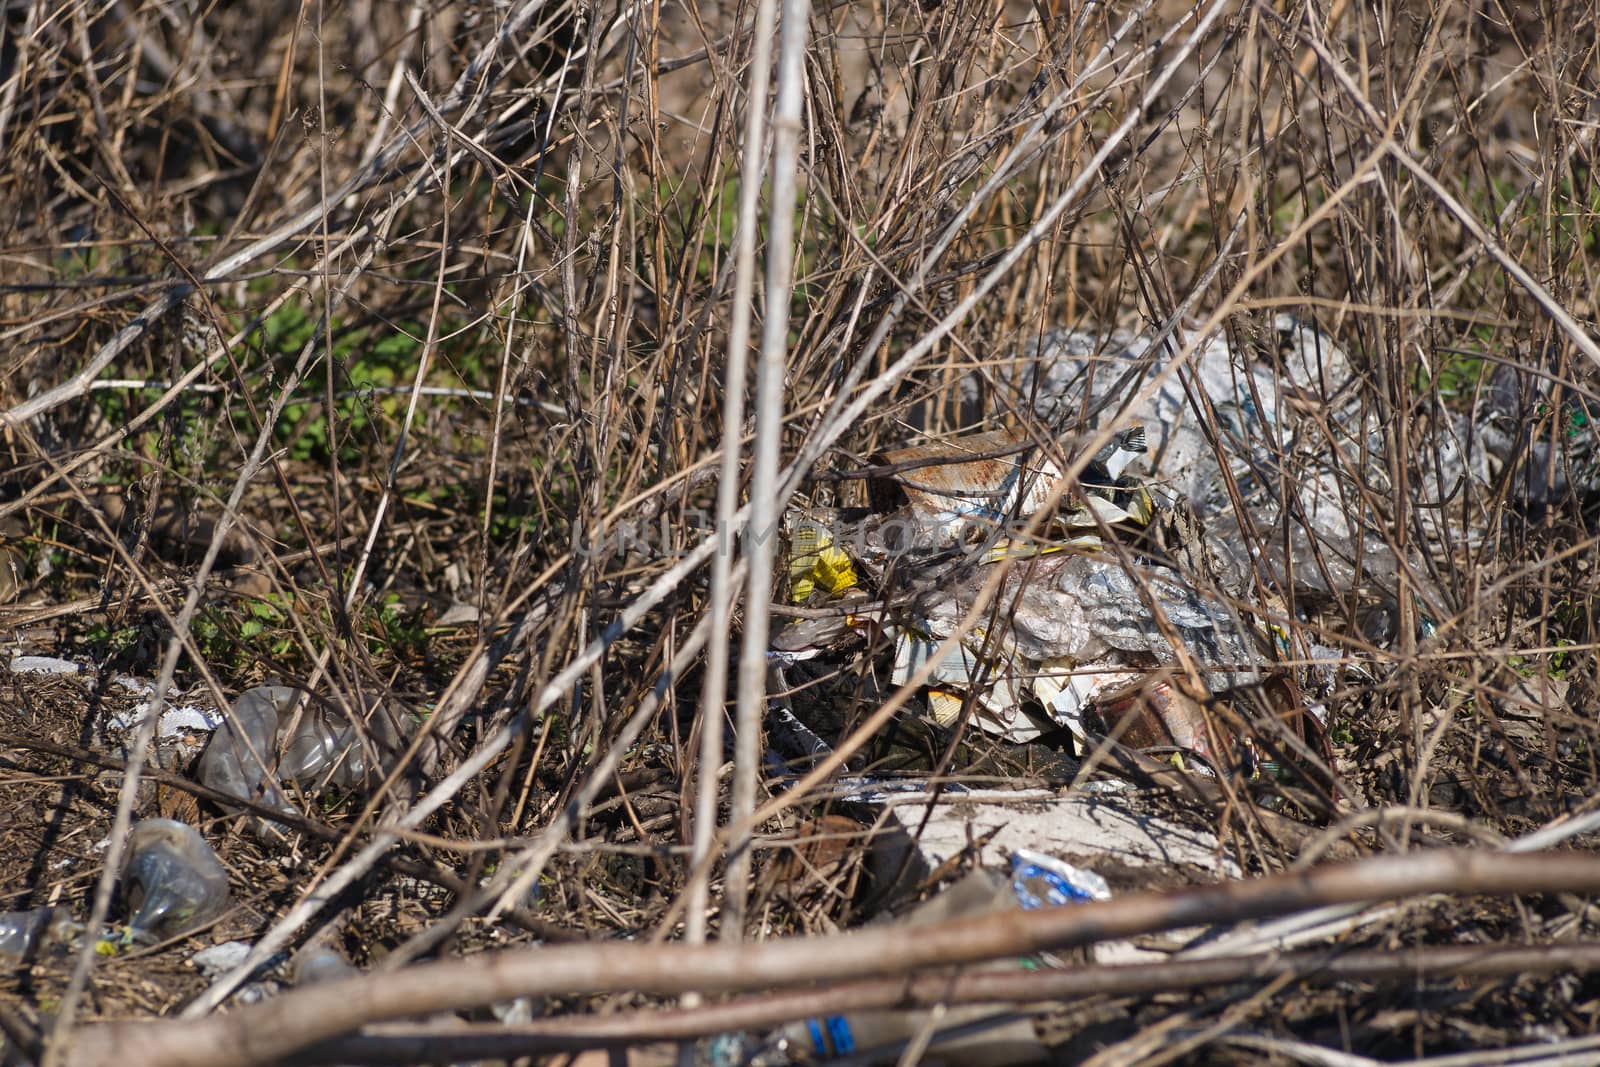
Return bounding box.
[285,941,1600,1064]
[60,850,1600,1067]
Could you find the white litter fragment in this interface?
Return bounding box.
[190,940,278,1005]
[111,674,154,695]
[863,786,1241,881]
[190,940,254,978]
[891,629,1031,739]
[107,701,223,739]
[436,600,480,626]
[8,655,82,675]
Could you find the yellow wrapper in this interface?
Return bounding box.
[927,689,965,726]
[788,522,858,602]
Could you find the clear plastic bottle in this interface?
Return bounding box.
[198,685,300,815]
[0,906,75,961]
[121,819,230,942]
[278,697,400,791]
[200,687,402,812]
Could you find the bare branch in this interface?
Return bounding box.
[62,851,1600,1067]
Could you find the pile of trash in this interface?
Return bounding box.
[3,664,405,971]
[726,313,1600,1059]
[760,314,1597,917]
[771,317,1440,786]
[775,315,1598,770]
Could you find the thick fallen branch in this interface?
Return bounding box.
[284,941,1600,1064]
[61,849,1600,1067]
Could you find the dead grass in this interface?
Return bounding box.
[2,0,1600,1062]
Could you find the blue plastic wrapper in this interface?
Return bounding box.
[1009,848,1110,909]
[804,1015,857,1056]
[784,863,1106,1058]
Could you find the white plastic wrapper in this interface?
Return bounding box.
[919,553,1264,691]
[971,315,1455,615]
[891,628,1030,739]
